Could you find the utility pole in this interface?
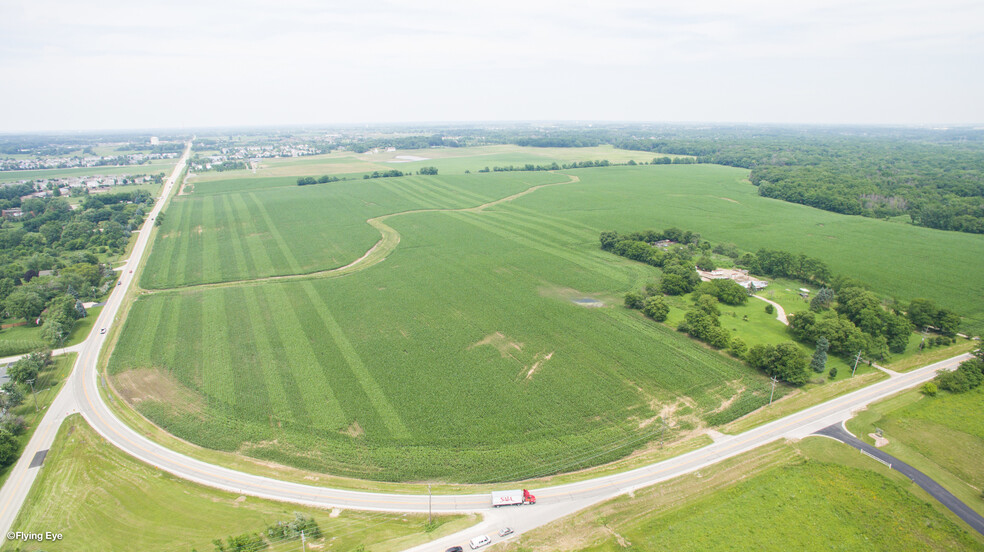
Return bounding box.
[769,376,778,406]
[851,350,862,377]
[428,484,432,524]
[300,529,306,552]
[27,379,38,412]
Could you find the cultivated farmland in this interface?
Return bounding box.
[509,165,984,334]
[115,207,771,482]
[115,152,984,482]
[142,171,564,288]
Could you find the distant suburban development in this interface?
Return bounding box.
[0,124,981,552]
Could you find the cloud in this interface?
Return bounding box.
[1,0,982,130]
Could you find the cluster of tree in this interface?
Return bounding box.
[0,194,146,270]
[346,134,463,153]
[2,263,97,343]
[906,298,961,336]
[211,533,266,552]
[746,342,810,385]
[478,160,614,173]
[789,285,958,361]
[922,335,956,349]
[418,166,439,175]
[602,225,956,383]
[651,156,697,164]
[88,155,160,167]
[362,170,404,179]
[0,351,54,466]
[296,175,343,186]
[602,225,963,371]
[265,513,321,542]
[510,134,603,148]
[206,513,321,552]
[600,228,703,252]
[933,347,983,393]
[692,278,749,306]
[624,287,669,322]
[0,191,134,332]
[678,295,734,350]
[735,249,830,285]
[611,127,984,235]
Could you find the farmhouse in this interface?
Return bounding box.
[2,208,23,219]
[697,267,769,290]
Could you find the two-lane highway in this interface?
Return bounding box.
[0,142,192,536]
[0,140,973,551]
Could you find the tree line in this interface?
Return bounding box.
[612,128,984,235]
[296,175,344,186]
[601,227,961,385]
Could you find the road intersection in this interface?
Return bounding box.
[0,144,974,549]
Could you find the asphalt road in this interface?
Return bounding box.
[0,143,975,550]
[816,422,984,536]
[0,141,191,537]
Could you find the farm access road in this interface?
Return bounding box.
[0,148,972,551]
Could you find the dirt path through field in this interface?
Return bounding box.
[146,173,580,292]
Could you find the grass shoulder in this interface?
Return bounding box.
[498,437,984,551]
[846,385,984,516]
[2,415,477,552]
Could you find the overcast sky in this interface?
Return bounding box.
[1,0,982,132]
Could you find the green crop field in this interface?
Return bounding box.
[143,171,563,288]
[114,205,772,482]
[501,438,984,552]
[3,415,473,552]
[115,154,984,483]
[507,165,984,334]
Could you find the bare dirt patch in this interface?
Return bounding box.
[869,433,890,447]
[113,368,205,413]
[342,421,364,438]
[710,381,747,414]
[469,332,523,358]
[719,197,741,204]
[525,351,554,380]
[634,396,702,431]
